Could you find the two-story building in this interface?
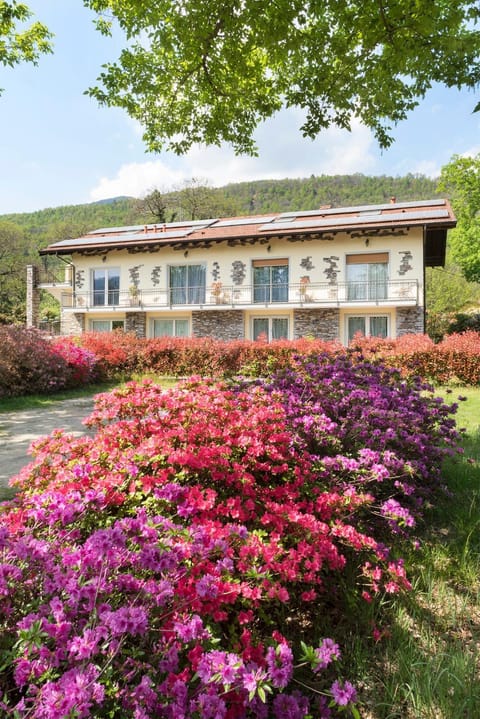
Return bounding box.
[29,198,455,344]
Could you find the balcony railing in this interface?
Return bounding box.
[61,280,419,310]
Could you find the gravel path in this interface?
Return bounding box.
[0,397,96,493]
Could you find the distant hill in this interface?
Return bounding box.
[92,196,135,205]
[0,173,440,250]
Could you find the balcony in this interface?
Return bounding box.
[60,280,419,311]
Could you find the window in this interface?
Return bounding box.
[346,254,388,301]
[253,259,289,303]
[91,319,125,332]
[252,317,289,341]
[169,265,206,304]
[92,268,120,306]
[346,315,388,343]
[152,318,189,337]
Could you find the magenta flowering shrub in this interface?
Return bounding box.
[256,353,460,545]
[50,338,98,387]
[0,357,459,717]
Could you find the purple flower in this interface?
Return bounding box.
[330,679,357,706]
[313,638,340,672]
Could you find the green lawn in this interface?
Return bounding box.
[355,386,480,718]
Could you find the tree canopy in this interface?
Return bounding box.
[85,0,480,154]
[0,2,51,82]
[2,3,480,154]
[438,154,480,283]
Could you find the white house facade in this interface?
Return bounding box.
[29,198,456,344]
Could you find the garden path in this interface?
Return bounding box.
[0,397,95,494]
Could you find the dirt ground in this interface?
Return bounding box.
[0,397,96,493]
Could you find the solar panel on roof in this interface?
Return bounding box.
[49,229,192,249]
[88,219,217,235]
[277,199,447,220]
[214,216,276,227]
[260,209,451,232]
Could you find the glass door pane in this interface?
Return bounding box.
[153,319,174,337]
[347,264,367,300]
[271,265,289,302]
[348,316,366,342]
[272,318,288,339]
[107,270,120,306]
[368,263,387,300]
[187,265,206,304]
[93,271,106,306]
[253,266,270,303]
[253,318,269,340]
[370,316,388,337]
[170,266,187,304]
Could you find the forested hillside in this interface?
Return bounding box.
[1,173,439,244]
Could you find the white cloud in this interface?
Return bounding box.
[461,145,480,158]
[410,160,442,178]
[89,109,378,201]
[89,160,186,201]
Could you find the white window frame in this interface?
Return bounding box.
[91,267,121,306]
[251,315,290,341]
[168,263,206,305]
[151,317,190,338]
[345,314,390,344]
[346,253,389,302]
[90,319,125,333]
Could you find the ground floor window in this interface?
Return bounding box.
[91,319,125,332]
[346,314,389,343]
[252,316,289,341]
[152,318,190,337]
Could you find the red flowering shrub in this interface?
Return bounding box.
[350,332,480,385]
[0,356,459,717]
[78,330,145,378]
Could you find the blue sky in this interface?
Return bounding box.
[0,0,479,215]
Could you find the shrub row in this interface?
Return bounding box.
[0,354,460,717]
[2,327,480,399]
[78,330,480,385]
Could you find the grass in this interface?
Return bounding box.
[352,387,480,718]
[0,375,178,413]
[0,381,119,413]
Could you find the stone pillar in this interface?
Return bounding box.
[192,310,245,340]
[396,307,424,336]
[61,313,85,336]
[26,265,40,328]
[125,312,146,338]
[293,308,340,341]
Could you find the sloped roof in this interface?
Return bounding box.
[40,198,456,256]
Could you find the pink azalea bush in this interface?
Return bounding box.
[0,354,459,717]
